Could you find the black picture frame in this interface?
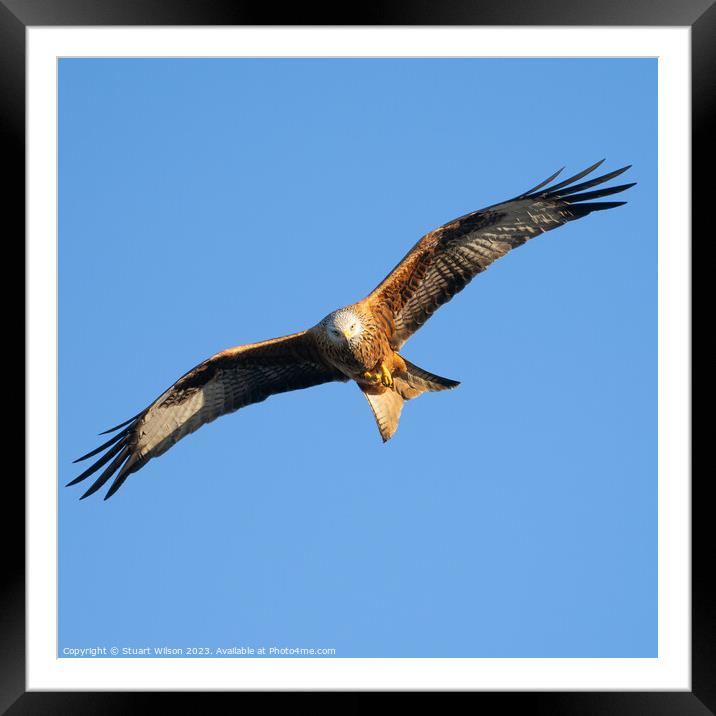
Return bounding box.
[7,1,705,712]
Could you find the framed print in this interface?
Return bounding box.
[9,1,705,711]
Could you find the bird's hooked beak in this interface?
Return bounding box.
[342,329,353,341]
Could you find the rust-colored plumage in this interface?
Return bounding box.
[71,160,634,499]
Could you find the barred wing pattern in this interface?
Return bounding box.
[369,160,635,349]
[69,331,345,500]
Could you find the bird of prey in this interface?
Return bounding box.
[69,160,634,500]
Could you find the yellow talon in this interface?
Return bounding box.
[380,364,393,388]
[362,365,393,387]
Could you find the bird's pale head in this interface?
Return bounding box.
[322,308,364,345]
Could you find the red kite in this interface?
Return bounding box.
[70,160,634,499]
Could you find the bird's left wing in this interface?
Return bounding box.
[366,160,635,349]
[69,330,346,500]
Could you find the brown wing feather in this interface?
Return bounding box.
[366,161,635,349]
[69,330,345,499]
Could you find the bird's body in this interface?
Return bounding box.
[70,160,635,499]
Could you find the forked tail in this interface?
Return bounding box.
[361,357,459,442]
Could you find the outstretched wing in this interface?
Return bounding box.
[367,160,636,349]
[68,330,345,500]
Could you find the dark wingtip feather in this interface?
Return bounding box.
[517,167,565,198]
[104,474,129,500]
[539,158,607,194]
[552,165,632,198]
[79,448,129,500]
[590,200,628,209]
[98,412,141,435]
[566,182,637,203]
[521,159,606,199]
[103,455,138,500]
[572,201,628,215]
[73,429,127,463]
[66,439,126,486]
[71,408,148,498]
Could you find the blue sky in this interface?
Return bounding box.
[58,58,657,658]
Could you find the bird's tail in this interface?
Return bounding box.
[361,358,459,442]
[395,358,460,398]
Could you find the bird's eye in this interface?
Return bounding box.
[350,324,356,330]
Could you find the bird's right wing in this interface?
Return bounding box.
[69,330,346,500]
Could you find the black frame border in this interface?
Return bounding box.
[8,1,706,712]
